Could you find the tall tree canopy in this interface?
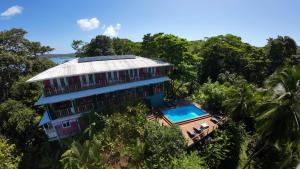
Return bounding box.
[0,28,53,56]
[112,37,140,55]
[265,36,297,72]
[72,36,140,57]
[83,35,115,56]
[198,34,270,84]
[141,33,201,83]
[0,29,55,101]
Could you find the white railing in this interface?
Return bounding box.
[46,128,57,138]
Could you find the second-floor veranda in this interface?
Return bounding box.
[45,81,167,120]
[43,66,171,97]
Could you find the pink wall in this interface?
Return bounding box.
[55,121,80,137]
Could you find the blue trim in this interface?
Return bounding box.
[38,111,51,127]
[35,76,170,105]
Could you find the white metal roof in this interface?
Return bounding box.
[27,55,170,83]
[35,76,170,105]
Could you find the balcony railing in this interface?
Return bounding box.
[45,128,57,138]
[76,103,95,114]
[51,108,73,120]
[43,72,165,97]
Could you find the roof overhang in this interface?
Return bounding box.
[26,55,171,83]
[35,76,170,105]
[38,111,50,126]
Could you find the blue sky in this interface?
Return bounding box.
[1,0,299,53]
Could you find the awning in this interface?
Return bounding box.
[35,76,170,105]
[38,111,51,127]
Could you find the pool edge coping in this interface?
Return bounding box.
[161,104,210,125]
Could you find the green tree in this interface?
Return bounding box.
[27,57,56,74]
[0,52,28,101]
[0,28,29,55]
[166,152,207,169]
[193,80,234,114]
[265,36,297,72]
[82,35,115,56]
[141,33,200,81]
[198,127,232,169]
[112,37,140,55]
[223,81,258,127]
[0,29,55,101]
[25,41,54,57]
[258,67,300,145]
[9,76,42,107]
[199,34,245,82]
[0,136,21,169]
[144,122,185,168]
[0,100,39,149]
[241,47,270,84]
[197,122,248,169]
[198,34,269,84]
[141,33,201,97]
[71,40,86,57]
[244,67,300,169]
[61,140,105,169]
[0,28,53,56]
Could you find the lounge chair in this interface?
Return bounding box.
[200,123,209,129]
[187,129,196,138]
[210,117,219,124]
[193,126,203,133]
[214,115,222,120]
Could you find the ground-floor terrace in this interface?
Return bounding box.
[147,101,226,147]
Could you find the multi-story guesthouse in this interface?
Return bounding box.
[27,55,171,141]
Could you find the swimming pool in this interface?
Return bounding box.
[162,105,207,123]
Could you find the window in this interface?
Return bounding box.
[60,78,66,87]
[53,79,58,88]
[107,72,112,80]
[134,69,138,77]
[62,121,70,128]
[81,75,87,84]
[113,71,118,80]
[129,69,136,78]
[88,74,94,84]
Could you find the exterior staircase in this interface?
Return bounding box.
[146,114,157,121]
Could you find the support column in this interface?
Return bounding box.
[71,100,76,114]
[76,119,81,132]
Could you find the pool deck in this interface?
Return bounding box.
[148,101,225,147]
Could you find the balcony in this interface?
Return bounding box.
[76,103,95,114]
[49,103,97,120]
[43,72,165,97]
[50,108,73,120]
[45,128,58,139]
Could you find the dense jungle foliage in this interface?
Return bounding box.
[0,28,299,169]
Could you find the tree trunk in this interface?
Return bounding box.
[242,144,267,169]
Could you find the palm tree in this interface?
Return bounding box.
[257,67,300,144]
[243,67,300,169]
[223,82,257,123]
[60,140,105,169]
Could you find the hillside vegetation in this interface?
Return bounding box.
[0,28,299,169]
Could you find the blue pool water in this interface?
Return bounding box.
[162,105,207,123]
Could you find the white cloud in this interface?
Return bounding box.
[103,23,121,37]
[77,17,100,31]
[1,5,23,17]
